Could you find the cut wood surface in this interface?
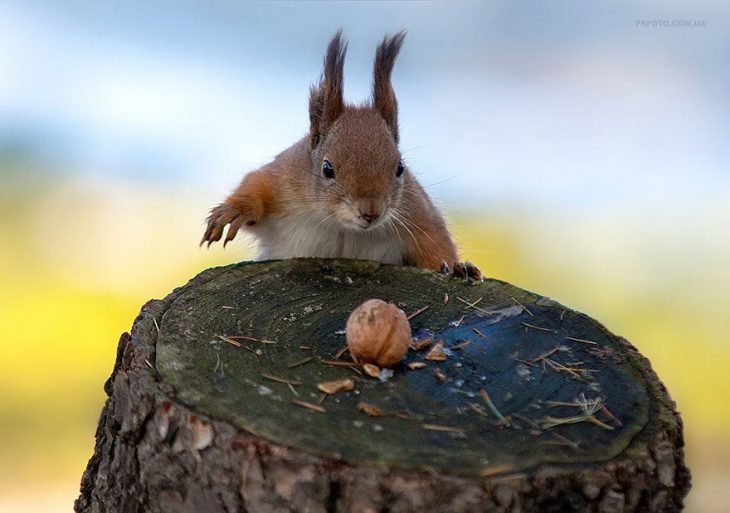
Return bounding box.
[76,259,690,513]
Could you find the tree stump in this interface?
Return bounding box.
[75,259,690,513]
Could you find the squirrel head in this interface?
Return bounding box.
[307,31,408,232]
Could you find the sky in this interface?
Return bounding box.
[1,0,728,211]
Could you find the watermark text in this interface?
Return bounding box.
[635,19,706,28]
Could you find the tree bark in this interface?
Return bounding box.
[75,258,690,513]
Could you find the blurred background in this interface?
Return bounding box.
[1,1,728,511]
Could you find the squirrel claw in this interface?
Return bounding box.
[467,261,483,281]
[201,203,247,248]
[439,260,482,281]
[453,262,469,279]
[223,215,246,248]
[452,261,483,282]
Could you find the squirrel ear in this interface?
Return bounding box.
[309,30,347,148]
[372,30,406,143]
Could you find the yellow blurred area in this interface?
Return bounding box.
[1,180,729,512]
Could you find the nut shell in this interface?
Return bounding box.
[346,299,411,367]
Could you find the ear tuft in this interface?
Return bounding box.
[372,30,406,142]
[309,30,348,148]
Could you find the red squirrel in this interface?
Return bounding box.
[201,31,481,280]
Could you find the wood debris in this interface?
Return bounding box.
[521,322,555,333]
[452,340,471,350]
[449,315,465,327]
[600,405,623,427]
[216,334,242,348]
[410,338,433,351]
[480,465,515,478]
[543,358,593,379]
[541,395,613,431]
[421,423,463,433]
[291,399,326,413]
[468,402,488,417]
[287,383,299,396]
[261,373,302,386]
[543,431,580,450]
[317,378,355,395]
[511,297,533,316]
[588,346,619,360]
[406,305,430,320]
[426,341,447,361]
[320,360,363,375]
[320,359,359,367]
[512,413,539,429]
[333,345,349,360]
[565,336,598,345]
[227,334,277,344]
[480,389,507,425]
[456,296,486,312]
[288,356,313,368]
[357,402,386,417]
[362,363,381,378]
[530,347,560,363]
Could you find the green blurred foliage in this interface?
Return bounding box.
[0,163,728,512]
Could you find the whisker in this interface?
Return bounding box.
[390,210,423,259]
[312,211,338,230]
[422,173,465,188]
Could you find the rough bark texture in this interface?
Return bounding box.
[75,259,690,513]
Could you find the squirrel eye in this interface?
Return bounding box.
[322,159,335,179]
[396,159,405,178]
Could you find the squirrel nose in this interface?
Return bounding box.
[361,212,380,225]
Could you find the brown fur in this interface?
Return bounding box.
[373,31,406,142]
[309,30,347,148]
[201,31,480,280]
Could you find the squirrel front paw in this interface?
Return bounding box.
[200,200,262,248]
[440,260,483,281]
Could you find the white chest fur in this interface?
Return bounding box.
[253,214,406,265]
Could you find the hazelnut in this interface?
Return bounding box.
[346,299,411,368]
